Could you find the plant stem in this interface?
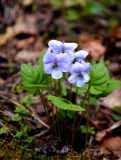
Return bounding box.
[85,93,90,149]
[80,85,90,108]
[72,112,78,146]
[72,84,91,147]
[38,90,50,122]
[69,84,73,101]
[53,79,58,96]
[50,76,53,95]
[75,87,78,104]
[57,79,61,96]
[52,79,62,138]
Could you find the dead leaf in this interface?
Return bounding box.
[78,34,106,60]
[115,41,121,48]
[0,78,5,86]
[16,37,35,49]
[101,136,121,158]
[13,15,37,36]
[0,27,15,45]
[101,88,121,109]
[15,50,40,62]
[96,130,107,142]
[96,121,121,142]
[112,26,121,39]
[22,0,34,6]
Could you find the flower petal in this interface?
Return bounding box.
[43,49,57,64]
[44,63,53,74]
[68,73,77,83]
[56,53,70,63]
[59,62,70,72]
[51,69,62,79]
[64,42,78,50]
[76,78,85,87]
[48,40,62,53]
[81,62,92,72]
[70,62,83,73]
[82,72,90,82]
[65,50,75,60]
[75,50,88,61]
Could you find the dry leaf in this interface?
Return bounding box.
[101,136,121,158]
[101,88,121,109]
[13,15,37,36]
[0,78,5,86]
[78,34,106,60]
[112,26,121,39]
[15,50,40,62]
[0,27,15,45]
[16,37,35,49]
[22,0,34,6]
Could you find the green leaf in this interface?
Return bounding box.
[37,50,46,67]
[21,95,35,105]
[67,111,75,119]
[25,136,33,144]
[0,127,7,135]
[80,125,95,134]
[89,97,98,106]
[104,79,121,95]
[65,9,80,21]
[77,84,88,94]
[90,63,109,84]
[47,95,85,112]
[61,85,68,96]
[89,64,121,96]
[14,106,31,116]
[50,0,63,8]
[89,63,109,95]
[58,110,66,121]
[15,124,29,139]
[113,106,121,114]
[84,1,106,15]
[112,112,121,121]
[12,114,22,122]
[21,63,50,94]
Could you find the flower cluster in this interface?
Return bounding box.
[43,40,92,87]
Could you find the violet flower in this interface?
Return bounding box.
[43,51,70,79]
[48,40,78,58]
[68,62,92,87]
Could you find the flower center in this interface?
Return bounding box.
[53,62,58,68]
[50,50,53,53]
[78,73,82,78]
[62,49,65,53]
[72,58,77,64]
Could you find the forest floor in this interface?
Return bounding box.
[0,0,121,159]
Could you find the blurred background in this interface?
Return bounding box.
[0,0,121,76]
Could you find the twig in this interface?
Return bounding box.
[27,106,50,129]
[0,93,50,129]
[0,121,15,137]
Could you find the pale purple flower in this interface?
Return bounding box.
[70,50,88,64]
[43,51,70,79]
[68,62,92,87]
[48,40,78,58]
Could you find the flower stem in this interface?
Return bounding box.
[72,84,91,147]
[80,84,90,108]
[38,90,50,122]
[69,84,73,101]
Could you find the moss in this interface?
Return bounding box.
[0,139,34,160]
[63,151,97,160]
[113,106,121,114]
